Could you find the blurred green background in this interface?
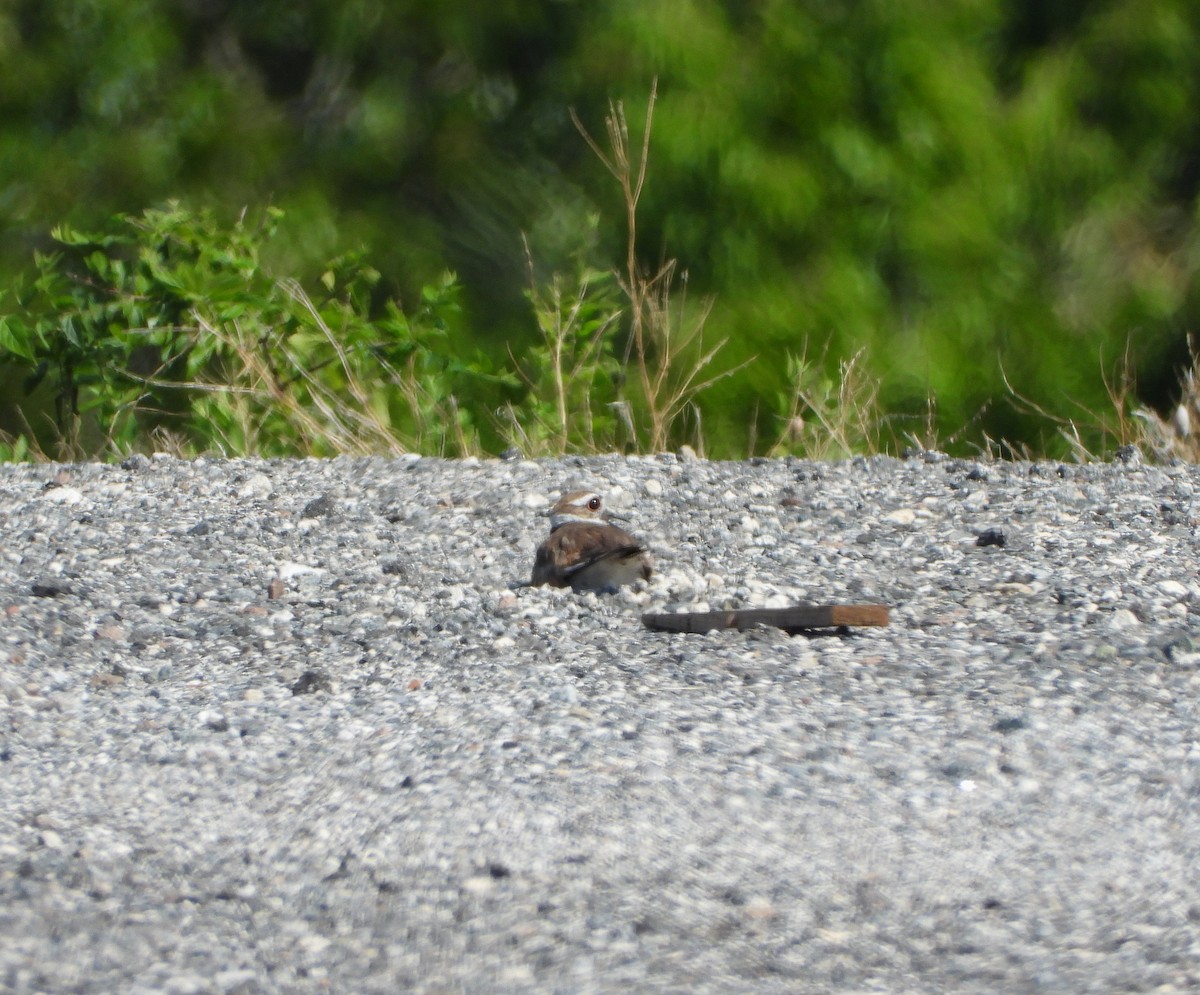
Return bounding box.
[2,0,1199,457]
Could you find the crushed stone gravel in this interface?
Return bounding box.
[2,451,1199,993]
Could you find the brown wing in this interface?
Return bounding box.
[531,538,569,587]
[530,522,648,588]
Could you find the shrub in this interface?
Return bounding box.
[0,204,510,458]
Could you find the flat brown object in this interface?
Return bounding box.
[641,604,889,635]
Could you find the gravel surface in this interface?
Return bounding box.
[2,451,1199,994]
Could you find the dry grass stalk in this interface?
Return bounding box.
[513,236,620,454]
[571,79,746,452]
[771,347,883,458]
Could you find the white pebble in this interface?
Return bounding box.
[1109,608,1140,630]
[236,473,273,499]
[42,486,83,505]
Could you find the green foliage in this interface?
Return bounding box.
[0,205,507,458]
[0,432,33,463]
[504,237,626,454]
[574,0,1200,455]
[2,1,1200,459]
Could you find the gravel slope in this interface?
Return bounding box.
[2,452,1199,994]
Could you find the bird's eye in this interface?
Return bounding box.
[588,496,602,511]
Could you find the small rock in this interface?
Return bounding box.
[31,579,72,598]
[277,562,323,581]
[962,490,989,512]
[165,975,210,995]
[1109,608,1140,630]
[41,486,83,505]
[1017,778,1042,798]
[291,670,332,695]
[214,969,260,994]
[976,527,1006,548]
[236,473,273,499]
[301,494,334,519]
[198,710,229,732]
[38,829,64,849]
[462,875,496,896]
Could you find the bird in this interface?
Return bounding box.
[530,489,652,592]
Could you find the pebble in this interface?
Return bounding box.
[41,485,83,504]
[1109,608,1141,629]
[236,472,273,499]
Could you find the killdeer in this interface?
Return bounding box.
[531,489,652,592]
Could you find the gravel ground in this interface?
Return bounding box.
[2,451,1199,994]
